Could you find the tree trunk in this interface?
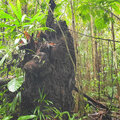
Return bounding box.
[90,15,96,80]
[111,11,120,105]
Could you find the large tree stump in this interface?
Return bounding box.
[20,0,76,116]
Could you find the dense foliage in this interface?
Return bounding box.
[0,0,120,119]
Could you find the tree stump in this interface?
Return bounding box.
[20,0,76,116]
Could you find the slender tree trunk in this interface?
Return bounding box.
[101,40,106,82]
[70,0,85,115]
[111,18,114,101]
[111,48,114,101]
[107,41,110,67]
[90,15,96,80]
[86,38,91,91]
[95,41,99,100]
[111,19,115,51]
[70,0,76,54]
[111,11,120,104]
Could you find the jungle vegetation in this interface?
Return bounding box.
[0,0,120,119]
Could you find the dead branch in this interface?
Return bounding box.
[83,93,109,110]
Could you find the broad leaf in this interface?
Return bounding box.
[7,76,24,92]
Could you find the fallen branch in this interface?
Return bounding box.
[83,93,109,110]
[74,87,109,110]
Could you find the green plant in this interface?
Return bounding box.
[33,90,80,120]
[7,76,24,93]
[0,89,12,120]
[1,116,13,120]
[9,92,21,113]
[33,90,53,120]
[17,115,37,120]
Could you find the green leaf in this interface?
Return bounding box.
[7,76,24,92]
[30,12,45,22]
[0,68,8,74]
[2,116,13,120]
[0,54,8,66]
[13,19,20,26]
[23,24,34,29]
[36,27,55,31]
[0,10,15,20]
[8,0,21,21]
[21,14,26,22]
[18,91,21,103]
[112,2,120,14]
[17,115,36,120]
[95,17,107,30]
[17,0,22,21]
[10,94,18,112]
[0,23,14,28]
[78,4,91,22]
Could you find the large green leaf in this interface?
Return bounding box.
[7,76,24,92]
[17,115,36,120]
